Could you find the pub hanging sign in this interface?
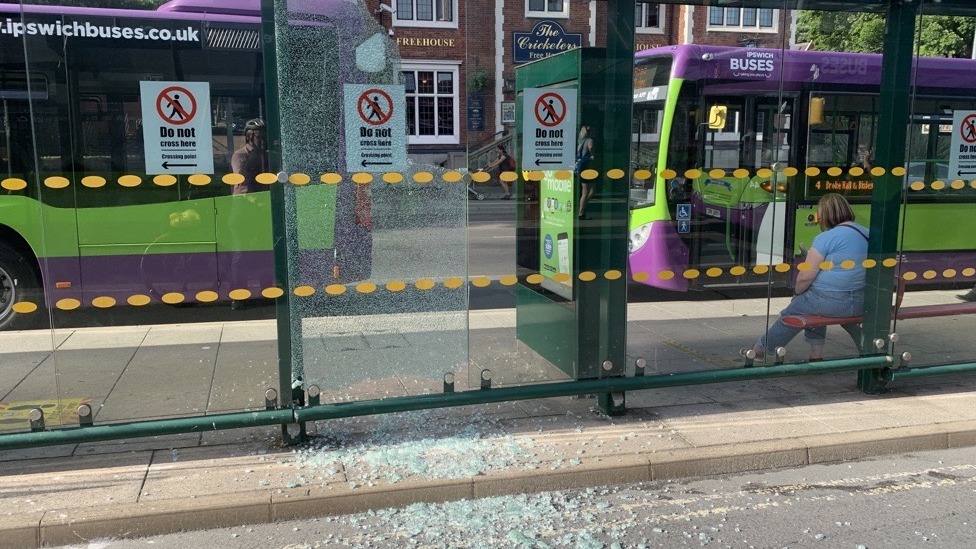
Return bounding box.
[513,20,582,64]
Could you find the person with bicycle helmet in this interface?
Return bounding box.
[231,117,268,194]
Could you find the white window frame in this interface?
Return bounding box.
[402,61,460,146]
[707,7,779,33]
[392,0,458,29]
[635,1,664,35]
[525,0,569,20]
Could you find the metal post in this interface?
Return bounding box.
[260,0,302,442]
[860,0,919,394]
[591,0,633,415]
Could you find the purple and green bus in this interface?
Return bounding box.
[629,45,976,291]
[0,0,373,329]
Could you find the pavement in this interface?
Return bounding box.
[2,291,976,549]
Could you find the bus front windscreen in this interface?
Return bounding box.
[631,56,672,208]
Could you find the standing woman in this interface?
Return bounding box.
[576,125,595,219]
[745,193,869,362]
[483,144,515,199]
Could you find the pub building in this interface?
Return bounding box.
[367,1,796,168]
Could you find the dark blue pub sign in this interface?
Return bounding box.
[513,20,582,64]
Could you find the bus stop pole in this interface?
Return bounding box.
[592,0,634,415]
[859,0,919,394]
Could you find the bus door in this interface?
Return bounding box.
[689,96,743,271]
[691,96,791,276]
[749,97,792,267]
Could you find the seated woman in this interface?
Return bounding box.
[746,193,869,362]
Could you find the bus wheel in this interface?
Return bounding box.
[0,242,42,331]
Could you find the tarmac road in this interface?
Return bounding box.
[40,445,976,549]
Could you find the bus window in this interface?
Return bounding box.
[756,99,792,168]
[630,103,660,207]
[804,94,879,200]
[701,98,743,170]
[665,90,698,206]
[904,98,976,190]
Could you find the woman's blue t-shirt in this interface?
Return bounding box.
[810,222,870,292]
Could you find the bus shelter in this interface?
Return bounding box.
[1,0,976,448]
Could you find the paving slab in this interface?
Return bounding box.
[0,452,150,516]
[140,444,300,501]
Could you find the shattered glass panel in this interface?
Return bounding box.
[273,0,468,403]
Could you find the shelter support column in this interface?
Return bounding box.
[859,0,919,394]
[590,0,633,414]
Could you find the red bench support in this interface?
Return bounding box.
[779,279,976,351]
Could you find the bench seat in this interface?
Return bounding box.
[783,302,976,328]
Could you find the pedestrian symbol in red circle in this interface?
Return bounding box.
[155,86,197,126]
[358,89,394,126]
[961,114,976,144]
[535,92,567,128]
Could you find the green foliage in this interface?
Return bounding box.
[24,0,166,9]
[467,68,493,94]
[917,16,975,58]
[797,11,975,58]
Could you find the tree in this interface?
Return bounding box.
[24,0,167,9]
[797,11,975,58]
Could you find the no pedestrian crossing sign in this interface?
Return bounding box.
[140,81,214,175]
[522,88,577,171]
[949,110,976,179]
[344,84,407,173]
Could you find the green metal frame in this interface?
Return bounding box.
[260,0,302,443]
[0,355,891,451]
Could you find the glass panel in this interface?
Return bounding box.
[0,2,57,438]
[622,1,881,397]
[743,8,757,27]
[547,0,562,14]
[416,0,433,21]
[893,4,976,370]
[397,0,413,20]
[273,0,467,403]
[417,71,435,94]
[437,0,452,23]
[5,1,278,429]
[529,0,545,13]
[418,97,435,135]
[437,72,453,94]
[708,7,723,26]
[406,97,416,135]
[647,4,659,27]
[759,9,774,28]
[726,8,740,26]
[437,97,454,135]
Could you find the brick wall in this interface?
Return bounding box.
[691,7,793,48]
[366,0,467,156]
[358,1,795,163]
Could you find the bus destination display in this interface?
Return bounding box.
[807,177,874,197]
